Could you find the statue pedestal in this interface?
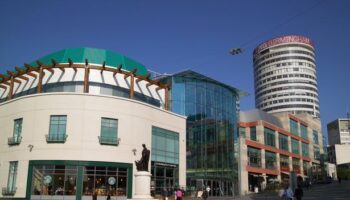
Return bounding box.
[133,171,153,200]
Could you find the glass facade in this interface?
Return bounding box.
[290,119,299,136]
[151,127,179,196]
[100,118,119,145]
[264,128,275,147]
[162,71,239,196]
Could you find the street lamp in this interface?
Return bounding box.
[229,48,243,55]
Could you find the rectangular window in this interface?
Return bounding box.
[265,151,276,170]
[292,158,300,173]
[291,139,300,154]
[264,128,276,147]
[303,161,309,176]
[279,133,289,152]
[300,124,308,140]
[239,127,246,138]
[314,146,320,160]
[8,118,23,145]
[152,126,179,164]
[313,130,319,144]
[280,155,289,171]
[47,115,67,143]
[290,119,299,136]
[302,142,309,157]
[99,118,119,145]
[247,147,261,167]
[250,127,257,141]
[4,161,18,195]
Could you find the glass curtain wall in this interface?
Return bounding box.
[164,72,238,196]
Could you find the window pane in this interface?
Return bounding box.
[151,127,179,164]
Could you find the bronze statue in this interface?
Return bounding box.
[135,144,150,171]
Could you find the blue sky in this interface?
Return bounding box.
[0,0,349,139]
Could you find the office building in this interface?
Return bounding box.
[327,118,350,145]
[238,109,324,194]
[253,35,320,117]
[0,48,187,200]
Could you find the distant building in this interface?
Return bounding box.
[253,35,320,117]
[327,144,350,165]
[327,119,350,145]
[238,109,324,194]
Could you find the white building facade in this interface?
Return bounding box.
[327,119,350,145]
[253,35,320,117]
[0,48,187,200]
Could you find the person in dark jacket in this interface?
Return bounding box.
[294,184,303,200]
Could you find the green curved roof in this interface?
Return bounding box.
[29,48,148,76]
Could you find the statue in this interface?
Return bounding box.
[135,144,150,171]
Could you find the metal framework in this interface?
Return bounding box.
[0,59,169,110]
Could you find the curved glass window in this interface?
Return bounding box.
[1,81,160,107]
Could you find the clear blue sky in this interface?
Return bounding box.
[1,0,349,140]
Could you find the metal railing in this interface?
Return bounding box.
[2,187,16,196]
[8,136,22,145]
[98,136,120,146]
[46,134,68,143]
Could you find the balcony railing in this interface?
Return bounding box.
[2,187,16,196]
[8,136,22,145]
[98,136,120,146]
[46,134,68,143]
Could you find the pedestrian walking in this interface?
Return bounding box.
[338,176,342,184]
[176,188,183,200]
[92,192,97,200]
[201,189,208,200]
[294,184,303,200]
[162,188,168,200]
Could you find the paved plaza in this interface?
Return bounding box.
[181,180,350,200]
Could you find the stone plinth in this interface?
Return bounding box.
[133,171,153,200]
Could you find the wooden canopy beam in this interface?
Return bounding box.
[24,63,37,72]
[37,67,44,93]
[18,75,29,81]
[164,87,169,110]
[36,60,44,67]
[68,58,73,67]
[124,69,137,79]
[129,74,135,99]
[0,85,7,90]
[51,59,58,67]
[113,64,122,76]
[13,79,21,84]
[27,72,37,78]
[7,76,14,100]
[45,67,54,73]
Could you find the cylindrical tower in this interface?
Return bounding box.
[253,35,320,117]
